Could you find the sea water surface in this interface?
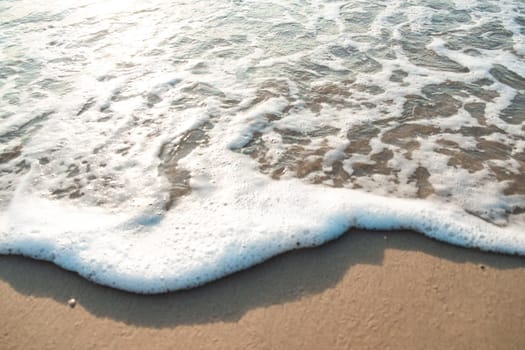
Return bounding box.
[0,0,524,293]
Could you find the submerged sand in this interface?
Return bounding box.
[1,230,524,350]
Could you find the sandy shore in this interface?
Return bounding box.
[1,229,524,350]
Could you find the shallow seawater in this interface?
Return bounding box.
[0,0,524,293]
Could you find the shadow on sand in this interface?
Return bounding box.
[0,229,524,328]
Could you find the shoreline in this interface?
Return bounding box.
[1,229,525,349]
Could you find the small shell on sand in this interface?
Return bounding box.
[67,298,77,308]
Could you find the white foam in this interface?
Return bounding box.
[5,165,525,292]
[1,0,524,293]
[2,152,524,293]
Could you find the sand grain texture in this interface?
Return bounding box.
[1,230,524,350]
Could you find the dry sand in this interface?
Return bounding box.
[1,230,524,350]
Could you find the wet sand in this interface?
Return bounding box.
[1,230,524,350]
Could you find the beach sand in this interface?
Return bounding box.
[1,230,524,350]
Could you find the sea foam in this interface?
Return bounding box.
[0,0,524,293]
[1,158,524,293]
